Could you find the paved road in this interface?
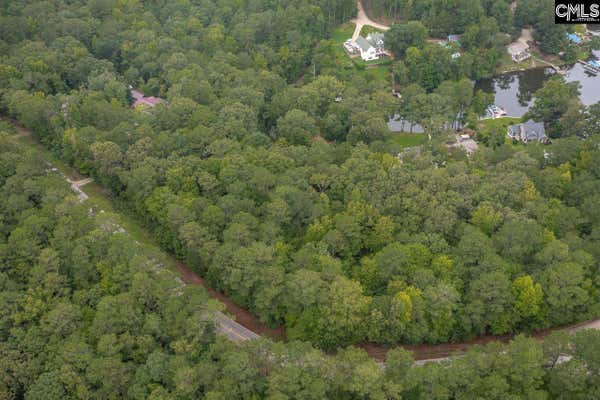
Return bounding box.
[214,312,260,341]
[351,0,389,41]
[13,125,600,363]
[26,138,260,345]
[44,145,600,358]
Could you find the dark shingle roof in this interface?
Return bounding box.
[521,120,546,141]
[355,36,372,52]
[508,120,547,142]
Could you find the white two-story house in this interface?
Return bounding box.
[355,36,378,61]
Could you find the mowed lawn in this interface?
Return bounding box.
[389,133,427,147]
[480,116,522,131]
[331,23,356,68]
[331,22,355,44]
[496,51,536,74]
[330,23,392,84]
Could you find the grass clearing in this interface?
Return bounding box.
[331,22,355,44]
[389,133,427,147]
[330,23,360,72]
[353,56,393,68]
[329,22,392,88]
[480,116,522,131]
[359,25,384,37]
[496,52,536,74]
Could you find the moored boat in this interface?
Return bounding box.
[486,105,508,118]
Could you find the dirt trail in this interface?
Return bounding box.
[177,257,600,363]
[5,120,285,343]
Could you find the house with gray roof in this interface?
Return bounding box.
[355,36,378,61]
[345,31,387,62]
[507,120,548,144]
[367,33,385,48]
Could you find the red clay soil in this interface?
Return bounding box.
[359,334,516,362]
[12,117,597,362]
[176,260,599,362]
[177,261,505,360]
[359,318,600,362]
[175,262,285,340]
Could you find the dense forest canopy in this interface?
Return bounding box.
[364,0,513,37]
[1,0,600,397]
[1,130,600,400]
[1,0,600,350]
[368,0,573,59]
[365,0,562,39]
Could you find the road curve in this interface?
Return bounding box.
[351,0,390,41]
[8,122,281,346]
[175,262,285,340]
[52,151,600,360]
[11,123,600,364]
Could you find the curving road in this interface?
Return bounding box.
[9,120,600,365]
[351,0,390,41]
[9,123,268,347]
[32,136,600,361]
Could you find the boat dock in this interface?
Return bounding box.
[531,56,566,74]
[578,59,600,75]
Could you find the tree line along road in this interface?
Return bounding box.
[9,121,600,364]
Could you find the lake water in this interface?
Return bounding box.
[388,62,600,132]
[475,63,600,117]
[388,116,424,133]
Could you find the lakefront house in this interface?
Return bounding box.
[507,120,548,144]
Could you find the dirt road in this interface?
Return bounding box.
[175,262,284,340]
[33,142,600,360]
[7,123,282,345]
[9,121,600,363]
[351,0,389,40]
[362,317,600,362]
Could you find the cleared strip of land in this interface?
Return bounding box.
[6,120,600,364]
[6,121,281,344]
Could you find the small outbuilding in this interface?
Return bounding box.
[447,34,462,44]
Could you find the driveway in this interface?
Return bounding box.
[352,0,390,40]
